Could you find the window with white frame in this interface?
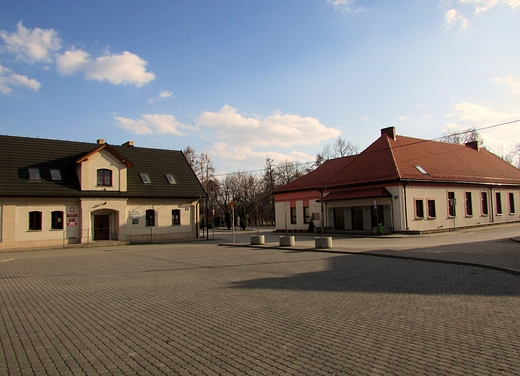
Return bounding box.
[415,199,424,219]
[496,192,502,215]
[29,211,42,231]
[427,199,436,218]
[481,192,489,215]
[465,192,473,216]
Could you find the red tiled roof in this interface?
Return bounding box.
[276,131,520,193]
[321,187,391,202]
[274,155,356,193]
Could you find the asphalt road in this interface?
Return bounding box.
[1,229,519,375]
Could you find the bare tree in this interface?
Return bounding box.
[316,136,359,166]
[440,127,483,145]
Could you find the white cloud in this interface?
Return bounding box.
[55,49,89,75]
[115,113,196,135]
[327,0,365,12]
[148,90,174,103]
[196,105,341,163]
[159,90,173,98]
[444,9,468,29]
[459,0,520,13]
[493,75,520,93]
[444,101,520,149]
[57,49,155,87]
[0,22,61,63]
[0,64,41,94]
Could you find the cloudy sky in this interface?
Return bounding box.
[1,0,519,174]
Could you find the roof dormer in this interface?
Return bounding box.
[76,143,133,192]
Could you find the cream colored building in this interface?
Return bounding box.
[0,136,206,251]
[274,127,520,234]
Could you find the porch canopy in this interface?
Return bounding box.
[320,187,391,202]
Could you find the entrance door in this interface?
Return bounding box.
[333,208,345,230]
[351,206,364,230]
[94,214,110,240]
[371,205,385,228]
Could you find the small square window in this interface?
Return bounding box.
[415,165,428,175]
[28,168,41,180]
[140,173,151,184]
[165,174,176,185]
[50,169,62,181]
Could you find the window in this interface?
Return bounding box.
[290,207,297,224]
[427,199,436,218]
[50,169,62,181]
[415,199,424,219]
[304,207,310,224]
[481,192,489,215]
[496,192,502,215]
[29,211,42,231]
[51,211,64,230]
[465,192,473,216]
[165,174,176,185]
[97,169,112,186]
[415,165,428,175]
[172,209,181,225]
[140,173,151,184]
[28,168,41,180]
[509,193,515,214]
[448,192,456,217]
[146,209,155,226]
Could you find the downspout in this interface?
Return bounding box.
[403,182,409,230]
[320,190,324,237]
[489,184,495,223]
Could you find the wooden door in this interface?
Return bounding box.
[94,214,110,240]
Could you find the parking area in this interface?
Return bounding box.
[1,242,519,375]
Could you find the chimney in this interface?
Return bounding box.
[465,140,480,151]
[97,138,105,145]
[122,140,134,147]
[381,126,396,141]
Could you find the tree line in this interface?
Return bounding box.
[184,137,358,229]
[186,129,520,229]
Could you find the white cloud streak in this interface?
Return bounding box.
[0,21,61,63]
[444,9,468,29]
[493,75,520,93]
[114,114,196,135]
[57,49,155,87]
[0,64,41,94]
[459,0,520,13]
[196,105,341,163]
[327,0,365,12]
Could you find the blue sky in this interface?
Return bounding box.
[1,0,519,174]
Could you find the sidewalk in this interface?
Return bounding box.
[214,224,520,275]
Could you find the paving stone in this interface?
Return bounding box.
[1,244,519,375]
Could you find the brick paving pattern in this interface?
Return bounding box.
[1,244,519,375]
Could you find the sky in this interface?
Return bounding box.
[1,0,519,175]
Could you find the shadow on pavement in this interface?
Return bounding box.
[230,253,520,297]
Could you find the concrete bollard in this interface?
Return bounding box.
[279,236,295,247]
[315,237,332,249]
[251,235,265,245]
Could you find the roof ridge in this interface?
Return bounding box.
[386,134,401,179]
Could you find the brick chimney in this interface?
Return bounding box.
[122,140,134,147]
[465,140,480,151]
[381,126,396,141]
[97,138,105,145]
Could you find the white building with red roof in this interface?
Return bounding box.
[274,127,520,234]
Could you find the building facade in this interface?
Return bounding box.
[274,127,520,234]
[0,136,206,250]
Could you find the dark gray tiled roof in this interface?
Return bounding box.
[0,135,206,199]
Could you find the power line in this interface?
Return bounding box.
[212,118,520,178]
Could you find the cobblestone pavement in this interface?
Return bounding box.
[1,243,519,375]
